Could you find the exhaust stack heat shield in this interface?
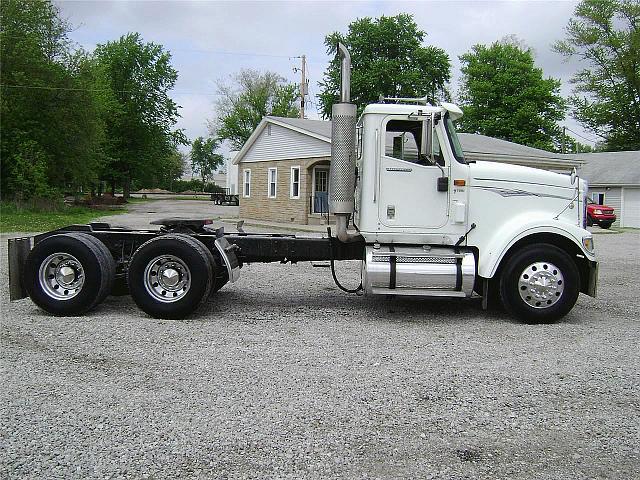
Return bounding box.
[329,102,357,215]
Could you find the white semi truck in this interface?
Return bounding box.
[8,44,598,323]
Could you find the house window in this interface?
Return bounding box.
[243,169,251,198]
[268,167,277,198]
[290,166,300,199]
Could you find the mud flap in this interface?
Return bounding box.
[8,237,33,301]
[214,237,241,283]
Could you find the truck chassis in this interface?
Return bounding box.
[8,220,365,319]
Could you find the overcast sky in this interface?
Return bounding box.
[56,0,596,152]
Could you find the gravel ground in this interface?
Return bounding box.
[1,205,639,479]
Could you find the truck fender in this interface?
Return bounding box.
[477,215,591,279]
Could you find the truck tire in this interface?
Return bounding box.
[128,234,215,319]
[24,233,115,316]
[499,244,580,324]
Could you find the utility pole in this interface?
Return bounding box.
[300,55,306,119]
[562,126,566,154]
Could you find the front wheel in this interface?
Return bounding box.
[499,244,580,324]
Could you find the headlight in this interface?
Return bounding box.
[593,209,603,215]
[582,236,595,253]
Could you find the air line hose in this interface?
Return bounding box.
[327,227,363,294]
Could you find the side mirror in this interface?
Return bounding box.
[570,167,577,185]
[437,176,449,192]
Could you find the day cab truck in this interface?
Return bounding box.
[8,44,598,324]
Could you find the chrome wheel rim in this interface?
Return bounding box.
[143,255,191,303]
[518,261,564,309]
[38,253,85,301]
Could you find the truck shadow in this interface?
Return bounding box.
[204,288,516,326]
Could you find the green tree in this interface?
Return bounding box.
[190,137,224,186]
[318,14,451,118]
[0,0,107,200]
[94,33,186,198]
[554,0,640,151]
[210,70,299,149]
[458,39,566,151]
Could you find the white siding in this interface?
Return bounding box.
[622,187,640,228]
[243,124,330,163]
[226,152,239,194]
[604,188,622,227]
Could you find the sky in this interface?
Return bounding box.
[55,0,598,153]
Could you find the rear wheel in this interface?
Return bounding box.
[128,234,214,319]
[24,233,115,316]
[499,244,580,324]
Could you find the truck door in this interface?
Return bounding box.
[378,116,449,229]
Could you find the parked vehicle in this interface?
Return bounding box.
[8,44,598,324]
[587,198,616,229]
[210,192,239,206]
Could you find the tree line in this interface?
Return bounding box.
[1,0,188,201]
[214,1,639,154]
[2,0,638,203]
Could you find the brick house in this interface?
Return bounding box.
[235,116,586,226]
[234,117,333,225]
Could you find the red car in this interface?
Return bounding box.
[587,198,616,229]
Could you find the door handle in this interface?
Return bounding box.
[386,167,412,172]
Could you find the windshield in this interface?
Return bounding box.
[444,114,466,164]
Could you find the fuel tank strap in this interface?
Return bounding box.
[455,257,463,291]
[389,245,396,289]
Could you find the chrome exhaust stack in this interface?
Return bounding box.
[329,43,359,242]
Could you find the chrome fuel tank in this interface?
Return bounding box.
[363,245,476,297]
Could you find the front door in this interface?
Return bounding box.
[313,167,329,214]
[377,117,449,229]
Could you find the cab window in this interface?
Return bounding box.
[384,119,443,166]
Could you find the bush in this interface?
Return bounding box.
[4,140,57,201]
[166,179,225,194]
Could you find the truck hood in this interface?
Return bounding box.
[469,161,573,190]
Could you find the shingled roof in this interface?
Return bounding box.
[566,151,640,186]
[235,117,638,175]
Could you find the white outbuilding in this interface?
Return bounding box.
[569,150,640,228]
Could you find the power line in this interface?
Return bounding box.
[1,83,222,96]
[564,126,601,144]
[2,31,330,63]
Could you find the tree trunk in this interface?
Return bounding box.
[123,174,131,200]
[110,180,116,196]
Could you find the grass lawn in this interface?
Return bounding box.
[0,202,126,233]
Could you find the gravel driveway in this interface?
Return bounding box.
[1,204,639,479]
